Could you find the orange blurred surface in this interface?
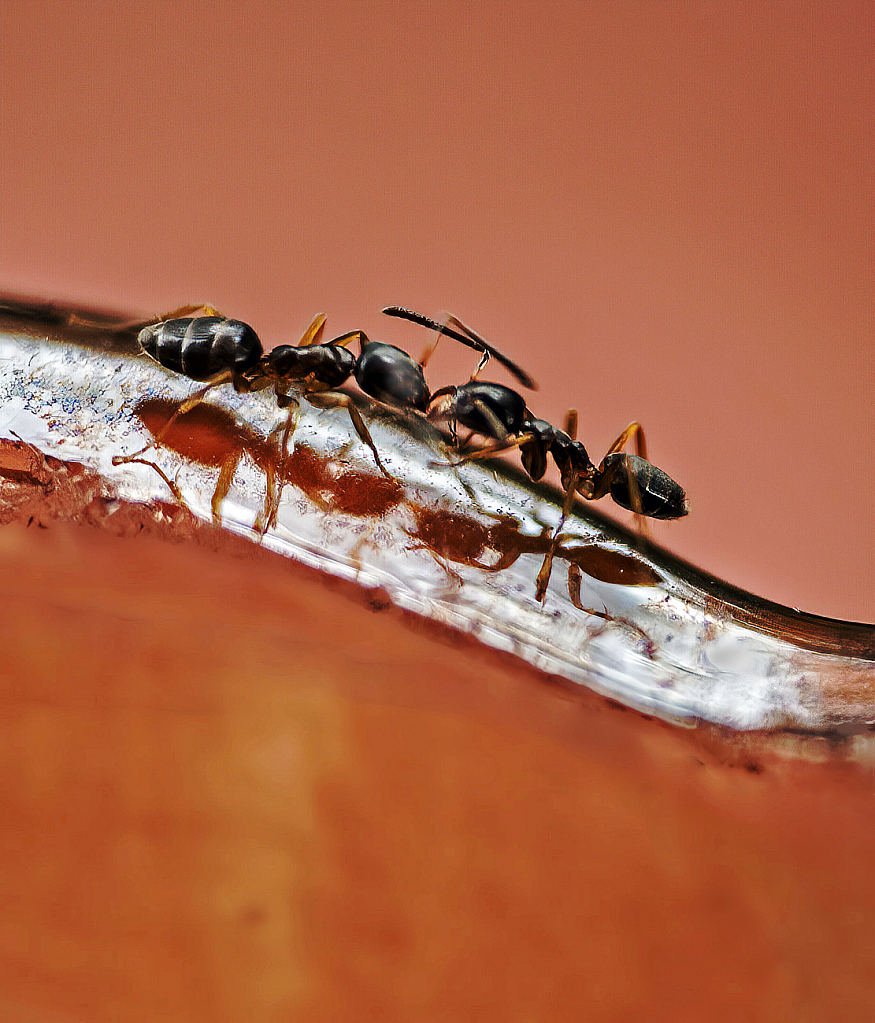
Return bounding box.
[1,520,873,1022]
[1,0,872,621]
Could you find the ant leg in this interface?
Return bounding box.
[126,446,243,530]
[588,424,652,540]
[120,457,193,515]
[535,404,589,600]
[448,432,533,466]
[587,422,647,500]
[446,398,513,464]
[418,546,465,587]
[428,396,517,465]
[603,420,647,460]
[305,390,393,480]
[566,561,653,646]
[298,313,327,347]
[565,558,612,620]
[258,392,302,531]
[535,469,579,601]
[154,303,223,320]
[273,391,301,456]
[568,561,584,610]
[256,439,287,535]
[567,561,613,617]
[325,329,367,349]
[587,456,650,541]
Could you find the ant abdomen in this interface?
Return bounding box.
[138,316,262,381]
[602,453,689,519]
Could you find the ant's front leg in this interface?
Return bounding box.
[437,398,522,467]
[305,390,393,480]
[447,432,535,467]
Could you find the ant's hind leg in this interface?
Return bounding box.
[604,420,647,460]
[443,399,517,466]
[591,423,652,540]
[448,433,532,467]
[305,390,393,480]
[588,421,648,501]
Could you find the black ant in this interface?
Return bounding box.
[116,304,534,521]
[383,308,688,600]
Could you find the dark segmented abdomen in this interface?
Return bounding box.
[138,317,263,381]
[603,453,689,519]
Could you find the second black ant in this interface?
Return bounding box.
[383,307,689,601]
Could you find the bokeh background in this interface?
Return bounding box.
[2,0,872,621]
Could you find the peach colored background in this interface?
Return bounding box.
[1,0,872,622]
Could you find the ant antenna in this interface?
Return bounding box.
[382,307,538,391]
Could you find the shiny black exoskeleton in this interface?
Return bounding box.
[352,341,431,411]
[600,453,688,519]
[253,330,432,477]
[428,380,689,601]
[429,380,688,523]
[449,381,528,438]
[266,334,431,411]
[267,339,356,390]
[381,305,688,604]
[138,315,263,382]
[519,417,594,489]
[259,307,536,416]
